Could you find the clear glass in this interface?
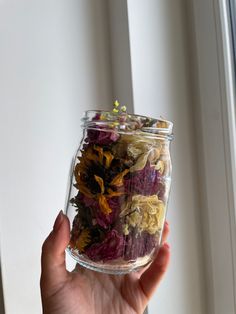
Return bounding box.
[65,110,173,274]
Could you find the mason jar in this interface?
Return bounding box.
[65,110,173,274]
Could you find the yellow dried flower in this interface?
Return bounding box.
[128,211,142,227]
[103,151,114,168]
[76,229,91,252]
[114,100,120,107]
[122,224,129,235]
[110,169,129,186]
[121,195,165,235]
[129,152,149,172]
[125,139,162,172]
[107,188,124,197]
[121,105,127,112]
[155,160,165,174]
[74,175,93,198]
[94,175,105,194]
[156,120,168,129]
[100,113,107,120]
[94,146,104,164]
[98,194,112,215]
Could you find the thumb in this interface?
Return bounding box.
[40,211,70,295]
[139,243,170,300]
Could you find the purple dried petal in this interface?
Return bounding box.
[110,131,120,142]
[92,113,101,121]
[85,229,125,262]
[124,162,164,196]
[79,194,97,208]
[79,194,122,229]
[86,129,119,145]
[124,231,157,261]
[95,197,121,228]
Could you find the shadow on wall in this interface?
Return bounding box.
[0,257,5,314]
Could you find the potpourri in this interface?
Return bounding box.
[67,102,173,270]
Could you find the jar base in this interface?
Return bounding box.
[66,248,156,275]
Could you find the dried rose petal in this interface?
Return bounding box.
[124,162,163,196]
[80,195,121,229]
[86,129,119,145]
[85,229,125,262]
[95,197,121,228]
[124,231,157,260]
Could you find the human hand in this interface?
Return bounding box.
[40,211,170,314]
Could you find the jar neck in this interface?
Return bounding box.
[82,110,173,141]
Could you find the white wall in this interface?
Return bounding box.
[107,0,134,112]
[0,1,112,313]
[0,1,206,314]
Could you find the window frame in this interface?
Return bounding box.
[229,0,236,74]
[191,0,236,312]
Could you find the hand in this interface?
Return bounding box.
[40,211,170,314]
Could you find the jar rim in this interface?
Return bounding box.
[82,110,174,140]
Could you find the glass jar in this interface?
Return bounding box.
[65,110,173,274]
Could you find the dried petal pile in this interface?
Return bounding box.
[69,109,171,263]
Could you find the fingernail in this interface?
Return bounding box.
[163,242,170,249]
[165,221,169,226]
[53,210,64,232]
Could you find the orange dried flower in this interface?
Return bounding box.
[110,169,129,187]
[75,229,91,252]
[73,144,128,215]
[94,175,105,194]
[98,194,112,215]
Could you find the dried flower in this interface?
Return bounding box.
[85,229,125,262]
[156,120,168,129]
[95,197,121,228]
[124,231,158,260]
[122,224,129,235]
[98,194,112,215]
[69,107,171,264]
[86,129,119,145]
[113,135,162,172]
[74,144,128,215]
[120,194,165,235]
[120,105,127,112]
[155,160,165,174]
[75,229,91,252]
[124,162,163,196]
[110,169,129,186]
[114,100,120,108]
[78,194,122,229]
